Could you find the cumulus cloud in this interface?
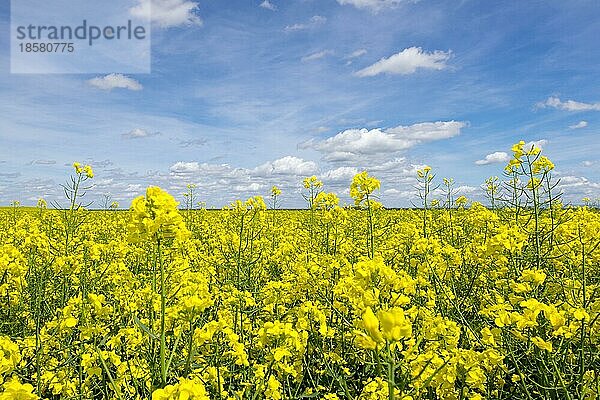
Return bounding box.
[475,151,510,165]
[122,128,160,139]
[321,166,359,182]
[169,162,247,183]
[170,161,202,174]
[355,47,451,77]
[253,156,318,176]
[88,74,143,91]
[569,120,588,129]
[557,176,595,188]
[285,15,326,32]
[301,50,334,62]
[556,176,600,200]
[337,0,416,12]
[455,185,478,194]
[301,121,466,161]
[165,157,320,205]
[234,182,265,192]
[537,96,600,112]
[129,0,202,28]
[259,0,277,11]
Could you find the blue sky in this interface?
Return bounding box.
[1,0,599,207]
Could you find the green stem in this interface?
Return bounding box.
[158,238,167,386]
[387,342,395,400]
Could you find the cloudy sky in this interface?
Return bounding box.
[1,0,599,208]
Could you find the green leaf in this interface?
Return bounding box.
[133,314,159,340]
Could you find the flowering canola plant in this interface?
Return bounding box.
[0,142,599,399]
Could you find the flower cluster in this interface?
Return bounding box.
[0,142,598,400]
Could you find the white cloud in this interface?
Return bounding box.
[170,161,201,174]
[582,160,595,167]
[234,182,265,192]
[569,120,588,129]
[284,23,307,32]
[122,128,160,139]
[125,184,143,195]
[321,166,359,182]
[382,187,415,200]
[301,121,466,161]
[370,158,414,173]
[384,188,401,194]
[167,157,318,196]
[259,0,277,11]
[347,49,367,59]
[537,96,600,112]
[337,0,415,12]
[525,139,548,151]
[559,176,589,187]
[130,0,202,28]
[253,156,318,176]
[475,151,510,165]
[355,47,451,77]
[455,185,478,194]
[556,176,600,199]
[345,49,367,65]
[285,15,326,32]
[88,74,143,91]
[301,50,334,62]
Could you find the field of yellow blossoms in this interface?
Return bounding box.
[1,141,599,400]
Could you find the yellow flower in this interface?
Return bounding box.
[350,171,380,206]
[504,157,522,173]
[532,156,554,173]
[521,268,546,286]
[481,327,497,346]
[361,307,383,343]
[465,366,486,390]
[416,165,432,178]
[72,162,83,174]
[151,377,210,400]
[511,140,525,158]
[573,308,590,321]
[0,336,21,380]
[0,377,38,400]
[455,196,468,207]
[83,165,94,178]
[303,175,323,189]
[546,308,566,331]
[377,307,412,341]
[265,375,282,400]
[531,336,552,352]
[128,186,190,243]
